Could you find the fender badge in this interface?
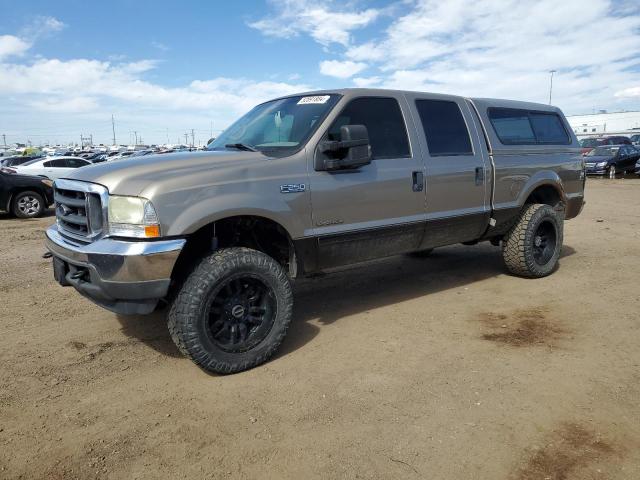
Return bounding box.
[280,184,306,193]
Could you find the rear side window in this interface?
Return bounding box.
[328,97,410,159]
[49,159,68,167]
[415,99,473,156]
[488,108,570,145]
[67,158,88,168]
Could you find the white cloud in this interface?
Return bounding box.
[0,54,311,144]
[0,35,31,60]
[248,0,380,46]
[264,0,640,114]
[319,59,367,78]
[615,86,640,98]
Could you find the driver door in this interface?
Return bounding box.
[307,95,427,269]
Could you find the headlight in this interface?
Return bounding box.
[108,195,160,238]
[596,161,608,167]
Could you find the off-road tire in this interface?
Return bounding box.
[407,248,434,258]
[502,203,563,278]
[168,247,293,374]
[12,191,45,218]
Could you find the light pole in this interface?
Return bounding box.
[548,70,556,105]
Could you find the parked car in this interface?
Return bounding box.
[584,145,640,177]
[0,170,54,218]
[630,134,640,145]
[45,88,585,374]
[1,155,43,167]
[8,156,92,180]
[579,136,632,155]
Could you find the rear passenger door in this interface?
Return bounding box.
[307,95,427,269]
[407,95,490,246]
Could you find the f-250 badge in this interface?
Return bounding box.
[280,184,306,193]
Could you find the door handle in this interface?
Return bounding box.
[412,171,424,192]
[475,167,484,186]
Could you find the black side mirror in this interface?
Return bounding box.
[319,124,371,170]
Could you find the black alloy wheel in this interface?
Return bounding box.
[206,275,276,353]
[531,220,557,266]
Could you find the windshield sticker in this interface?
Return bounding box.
[297,95,330,105]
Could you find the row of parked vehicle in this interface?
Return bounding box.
[579,136,640,178]
[0,147,202,218]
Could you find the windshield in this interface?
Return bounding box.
[587,146,618,156]
[207,94,340,156]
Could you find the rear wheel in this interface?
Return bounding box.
[168,247,293,374]
[12,191,45,218]
[502,203,563,278]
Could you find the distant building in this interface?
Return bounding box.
[566,111,640,138]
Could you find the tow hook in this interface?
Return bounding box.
[70,270,87,280]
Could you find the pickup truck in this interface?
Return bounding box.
[45,88,585,374]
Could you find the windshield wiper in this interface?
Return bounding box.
[224,143,258,152]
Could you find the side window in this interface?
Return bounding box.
[67,158,88,168]
[529,113,569,144]
[43,160,53,167]
[488,108,536,144]
[415,99,473,156]
[47,159,68,167]
[489,108,570,145]
[327,97,410,159]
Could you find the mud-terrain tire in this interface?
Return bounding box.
[12,191,45,218]
[407,248,434,258]
[502,203,563,278]
[168,247,293,374]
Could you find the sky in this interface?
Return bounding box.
[1,0,639,146]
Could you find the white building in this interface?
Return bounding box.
[566,111,640,138]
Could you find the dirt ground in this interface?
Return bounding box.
[1,178,639,480]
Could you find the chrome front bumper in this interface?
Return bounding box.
[45,224,185,315]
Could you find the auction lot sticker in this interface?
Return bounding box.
[297,95,330,105]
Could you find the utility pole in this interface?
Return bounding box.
[111,114,117,145]
[134,131,138,146]
[548,70,556,105]
[2,134,6,148]
[184,133,189,145]
[191,128,195,148]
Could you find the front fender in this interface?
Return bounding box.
[163,192,310,239]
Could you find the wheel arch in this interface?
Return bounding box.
[518,171,567,210]
[169,214,299,299]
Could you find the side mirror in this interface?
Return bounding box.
[319,124,371,170]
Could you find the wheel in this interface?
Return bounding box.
[407,248,434,258]
[608,165,616,179]
[502,203,563,278]
[168,247,293,374]
[12,191,45,218]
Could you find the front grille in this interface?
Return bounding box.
[54,180,107,244]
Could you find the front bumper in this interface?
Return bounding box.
[45,224,185,315]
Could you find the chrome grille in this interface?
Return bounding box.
[54,179,108,244]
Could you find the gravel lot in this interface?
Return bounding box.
[1,178,639,479]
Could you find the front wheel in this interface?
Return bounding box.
[608,165,616,179]
[502,203,563,278]
[168,248,293,374]
[12,191,45,218]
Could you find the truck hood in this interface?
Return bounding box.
[62,150,266,196]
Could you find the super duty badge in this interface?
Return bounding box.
[280,184,306,193]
